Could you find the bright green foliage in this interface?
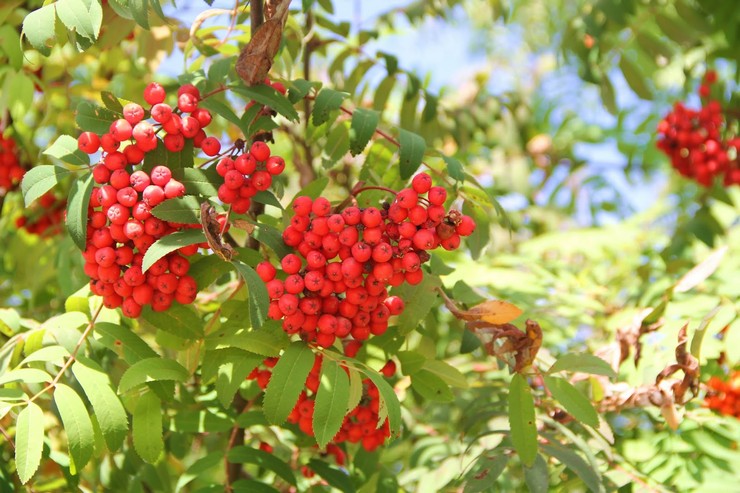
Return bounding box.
[0,0,739,492]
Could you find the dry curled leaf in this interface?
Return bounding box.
[468,319,543,372]
[459,300,523,325]
[200,202,235,261]
[235,1,290,85]
[232,219,256,234]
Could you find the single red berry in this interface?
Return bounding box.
[78,132,100,153]
[411,172,432,193]
[144,82,166,105]
[250,141,270,161]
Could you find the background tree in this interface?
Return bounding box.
[0,0,738,491]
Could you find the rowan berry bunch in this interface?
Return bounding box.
[656,71,740,187]
[248,355,392,452]
[215,140,286,214]
[705,371,740,418]
[256,172,475,351]
[0,134,25,196]
[15,192,66,236]
[75,82,219,318]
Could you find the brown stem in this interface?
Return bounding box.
[225,397,255,492]
[251,0,264,33]
[29,303,104,403]
[352,185,398,196]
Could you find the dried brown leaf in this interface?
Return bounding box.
[200,202,235,261]
[461,300,523,324]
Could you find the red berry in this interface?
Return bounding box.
[250,141,270,161]
[144,82,166,105]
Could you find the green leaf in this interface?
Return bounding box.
[524,454,549,493]
[347,366,363,412]
[53,383,95,471]
[76,101,120,134]
[313,359,350,448]
[21,165,74,207]
[287,78,320,104]
[175,452,223,493]
[214,350,262,408]
[208,56,234,84]
[311,88,349,126]
[209,327,289,357]
[118,357,189,394]
[129,0,150,29]
[308,459,356,493]
[599,77,617,115]
[543,376,599,428]
[349,108,379,156]
[262,342,316,425]
[619,56,652,100]
[138,303,204,340]
[188,254,233,290]
[66,173,94,250]
[43,135,90,167]
[411,369,454,402]
[199,98,247,134]
[227,445,296,486]
[363,370,401,436]
[421,360,468,388]
[232,480,280,493]
[397,351,426,375]
[0,368,52,386]
[94,322,159,363]
[228,446,297,486]
[15,402,44,484]
[166,138,194,170]
[21,5,56,56]
[231,261,270,330]
[463,454,509,493]
[232,84,299,122]
[20,345,69,366]
[100,91,124,112]
[372,76,396,113]
[56,0,101,41]
[132,390,162,463]
[252,191,284,209]
[547,354,616,378]
[150,195,203,224]
[393,273,441,334]
[398,129,426,180]
[541,442,603,493]
[142,229,206,273]
[253,224,292,258]
[72,357,128,452]
[509,373,538,467]
[442,155,465,182]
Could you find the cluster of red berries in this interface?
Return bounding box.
[0,135,24,196]
[215,140,286,214]
[705,371,740,418]
[76,83,219,317]
[15,192,66,236]
[81,164,200,317]
[657,71,739,187]
[248,355,392,452]
[77,82,219,162]
[255,172,475,351]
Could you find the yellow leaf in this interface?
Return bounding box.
[462,300,523,324]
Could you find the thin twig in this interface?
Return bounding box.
[29,303,104,403]
[225,398,256,492]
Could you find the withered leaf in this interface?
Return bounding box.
[460,300,523,325]
[235,3,290,86]
[200,202,235,261]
